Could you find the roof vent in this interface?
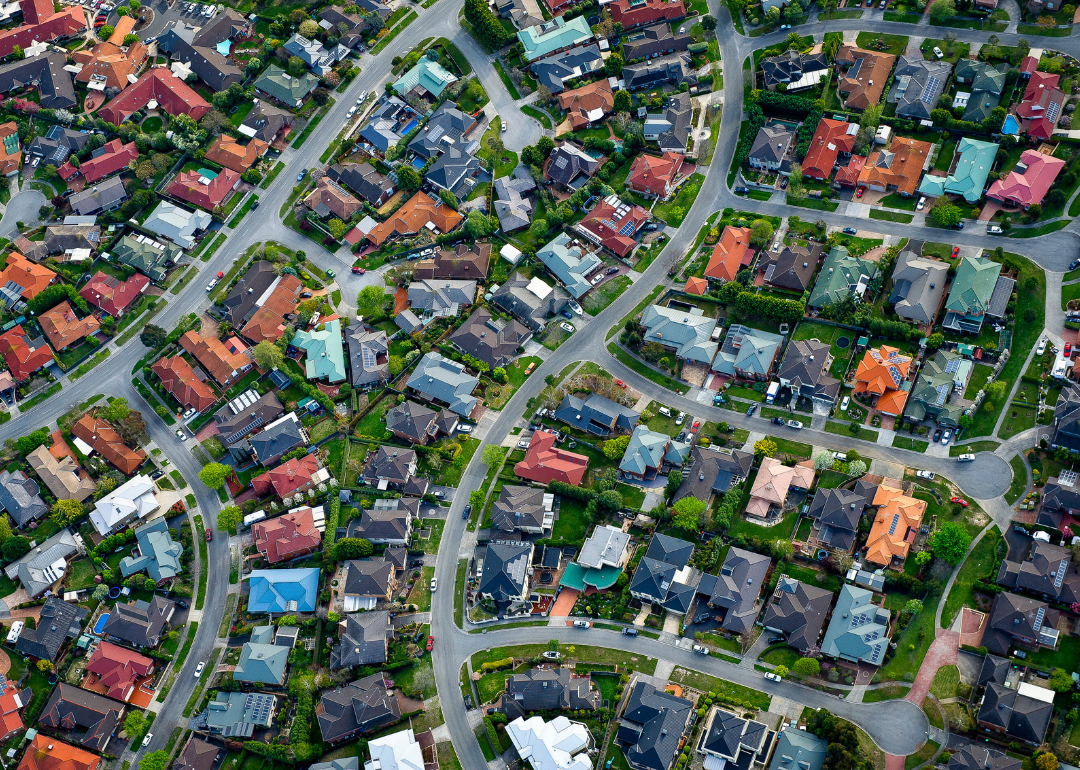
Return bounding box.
[803,262,808,268]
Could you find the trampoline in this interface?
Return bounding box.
[93,614,109,634]
[836,336,851,349]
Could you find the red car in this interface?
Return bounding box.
[205,528,213,541]
[351,266,365,274]
[951,246,960,259]
[615,380,626,388]
[426,636,434,651]
[216,271,224,279]
[691,420,700,432]
[855,187,864,198]
[950,496,969,508]
[1067,343,1073,357]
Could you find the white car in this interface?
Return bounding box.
[915,470,935,480]
[590,274,603,285]
[675,412,685,426]
[501,121,507,133]
[194,662,205,678]
[1037,338,1048,356]
[206,278,218,292]
[941,430,951,445]
[840,396,850,411]
[917,196,926,211]
[764,672,782,682]
[692,644,708,655]
[347,106,356,117]
[542,651,561,659]
[932,46,944,59]
[957,453,976,463]
[457,425,473,434]
[175,429,185,439]
[560,322,575,333]
[572,620,591,628]
[430,578,438,591]
[517,440,529,449]
[787,420,803,429]
[142,734,153,747]
[987,225,1003,234]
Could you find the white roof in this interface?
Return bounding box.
[507,716,592,770]
[1018,682,1056,703]
[501,243,523,264]
[89,475,160,536]
[70,436,93,455]
[358,215,378,235]
[365,728,424,770]
[526,276,553,300]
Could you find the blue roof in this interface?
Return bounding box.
[247,568,320,614]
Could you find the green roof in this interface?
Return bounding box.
[917,137,998,203]
[945,255,1001,317]
[808,246,877,308]
[254,65,320,106]
[393,57,458,99]
[905,348,966,426]
[112,234,182,283]
[292,318,346,383]
[518,16,593,61]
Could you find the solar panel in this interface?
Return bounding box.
[888,513,900,536]
[945,357,960,374]
[1033,606,1045,631]
[1047,101,1061,122]
[618,221,637,236]
[888,366,902,387]
[921,76,940,102]
[361,345,376,370]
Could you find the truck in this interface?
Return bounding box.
[765,382,779,404]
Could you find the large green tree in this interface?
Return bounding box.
[218,505,242,533]
[198,462,231,490]
[930,521,972,565]
[671,497,706,531]
[253,340,284,371]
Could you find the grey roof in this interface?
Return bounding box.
[385,400,438,443]
[713,324,783,378]
[493,167,536,232]
[39,683,124,753]
[996,540,1080,604]
[656,92,693,153]
[986,592,1051,648]
[363,446,417,487]
[157,10,247,91]
[619,679,693,770]
[762,576,834,652]
[889,56,952,120]
[537,232,603,299]
[478,542,532,602]
[630,534,694,611]
[674,447,753,502]
[491,271,567,332]
[14,596,86,660]
[779,339,840,401]
[450,308,530,370]
[142,201,212,250]
[69,176,127,215]
[761,49,830,89]
[343,558,395,599]
[395,309,424,335]
[949,745,1022,770]
[240,101,293,144]
[890,251,947,325]
[408,278,476,315]
[1052,382,1080,454]
[977,653,1011,687]
[546,144,600,189]
[0,469,46,527]
[317,672,401,743]
[346,499,418,543]
[345,322,389,387]
[623,22,691,62]
[174,738,221,770]
[491,485,547,533]
[553,392,639,435]
[330,611,391,669]
[0,53,76,110]
[977,683,1052,745]
[26,125,89,163]
[531,44,604,93]
[769,728,827,770]
[359,96,420,153]
[214,390,284,446]
[707,547,771,633]
[426,146,482,197]
[750,123,795,165]
[284,33,342,75]
[640,304,717,363]
[408,103,476,160]
[249,413,306,466]
[119,517,183,582]
[505,668,599,713]
[645,533,694,566]
[820,584,890,665]
[623,52,696,90]
[201,690,276,738]
[759,243,821,292]
[234,626,290,685]
[4,527,79,596]
[699,707,771,763]
[577,525,630,569]
[221,260,276,325]
[328,162,395,206]
[407,352,479,417]
[101,595,174,647]
[987,275,1016,320]
[620,425,690,477]
[808,487,867,551]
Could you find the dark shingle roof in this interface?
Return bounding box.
[101,595,174,648]
[317,673,401,743]
[762,576,833,652]
[15,597,86,661]
[620,679,693,770]
[39,683,124,752]
[330,611,391,669]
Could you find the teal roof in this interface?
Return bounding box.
[808,246,877,308]
[119,518,183,582]
[917,137,998,203]
[293,318,347,384]
[393,58,458,99]
[235,628,289,685]
[768,730,828,770]
[945,255,1001,317]
[247,568,320,614]
[518,16,593,61]
[820,584,891,665]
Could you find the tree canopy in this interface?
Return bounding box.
[671,497,706,530]
[930,522,972,565]
[198,463,231,490]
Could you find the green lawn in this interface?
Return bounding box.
[825,420,878,443]
[668,667,771,710]
[473,644,657,674]
[930,665,960,698]
[608,343,689,394]
[727,505,800,542]
[856,32,910,55]
[653,174,704,227]
[759,645,800,668]
[1021,633,1080,669]
[420,520,444,555]
[869,209,914,224]
[67,557,98,590]
[584,276,631,316]
[879,193,918,211]
[1005,455,1028,506]
[863,684,911,702]
[355,398,394,439]
[553,498,592,543]
[766,435,813,459]
[997,404,1036,438]
[892,436,930,452]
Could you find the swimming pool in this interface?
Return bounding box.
[93,613,109,635]
[1001,114,1019,135]
[401,119,419,135]
[411,156,426,170]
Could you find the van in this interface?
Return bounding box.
[987,225,1002,234]
[658,407,671,417]
[622,628,639,636]
[765,382,779,404]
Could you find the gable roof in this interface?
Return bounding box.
[514,430,589,486]
[706,226,752,282]
[820,583,890,665]
[5,530,79,597]
[0,252,56,299]
[39,684,124,753]
[407,352,478,416]
[865,482,926,566]
[71,414,145,474]
[100,596,173,647]
[640,304,717,363]
[0,52,77,109]
[918,137,998,203]
[253,507,323,564]
[988,148,1065,208]
[98,67,210,124]
[366,192,463,247]
[808,246,877,308]
[762,576,834,652]
[119,517,183,582]
[801,118,858,179]
[88,474,159,536]
[889,250,947,325]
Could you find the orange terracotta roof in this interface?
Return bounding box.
[240,274,303,343]
[853,345,912,416]
[857,136,933,197]
[0,252,56,299]
[366,191,463,247]
[17,735,101,770]
[38,300,99,351]
[179,330,251,386]
[627,151,685,198]
[684,276,707,295]
[866,482,926,566]
[98,67,210,125]
[514,430,588,486]
[801,118,857,180]
[835,45,896,111]
[205,135,268,174]
[557,80,614,130]
[73,28,147,91]
[71,414,145,474]
[252,503,322,563]
[152,355,217,412]
[705,226,751,282]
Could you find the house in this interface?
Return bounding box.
[83,642,153,702]
[284,32,346,76]
[253,64,319,107]
[407,352,479,417]
[156,9,249,91]
[982,592,1059,655]
[494,172,537,233]
[757,243,821,294]
[142,201,213,250]
[808,482,875,553]
[415,242,491,281]
[919,137,998,204]
[619,425,690,482]
[384,400,456,445]
[179,330,250,387]
[198,690,276,738]
[801,118,858,180]
[342,557,396,610]
[233,625,290,686]
[247,568,320,614]
[762,576,833,653]
[330,610,392,669]
[253,507,322,564]
[640,304,717,364]
[853,346,913,416]
[365,192,463,247]
[1052,382,1080,454]
[554,393,639,435]
[623,22,691,62]
[808,246,876,309]
[747,456,815,522]
[425,146,482,198]
[26,125,88,164]
[949,745,1019,770]
[531,45,604,94]
[610,0,685,27]
[364,730,429,770]
[492,272,568,333]
[292,319,346,384]
[618,677,693,770]
[942,255,1013,334]
[0,252,56,300]
[576,196,649,258]
[0,52,76,110]
[624,52,696,91]
[628,152,685,200]
[98,67,210,125]
[239,273,303,344]
[954,60,1007,123]
[343,322,389,389]
[317,673,401,744]
[37,224,101,257]
[450,308,529,370]
[777,338,841,406]
[865,482,926,568]
[363,446,417,490]
[518,16,593,62]
[26,444,94,501]
[392,57,458,100]
[205,135,267,175]
[835,45,896,110]
[712,324,782,380]
[357,97,420,154]
[68,176,128,215]
[491,485,552,535]
[0,469,46,527]
[252,454,329,499]
[119,518,182,583]
[408,279,476,318]
[503,669,598,717]
[0,122,19,178]
[577,525,631,571]
[39,684,124,753]
[515,430,589,486]
[214,390,284,455]
[479,542,533,604]
[113,233,181,283]
[408,103,477,161]
[88,475,159,537]
[977,682,1054,745]
[904,348,971,426]
[73,139,139,185]
[101,596,174,648]
[71,414,146,474]
[79,271,148,318]
[706,547,771,633]
[820,584,891,665]
[1015,71,1064,140]
[507,716,592,770]
[629,534,695,613]
[174,739,221,770]
[644,92,692,152]
[672,447,753,502]
[545,144,601,190]
[327,163,395,207]
[153,355,217,413]
[5,529,80,598]
[997,540,1080,604]
[988,149,1065,209]
[14,596,84,659]
[857,136,933,196]
[558,79,614,130]
[1036,472,1080,530]
[167,166,241,212]
[761,49,830,91]
[889,57,951,120]
[889,251,947,325]
[17,736,100,770]
[248,412,308,466]
[697,706,773,769]
[220,260,278,325]
[0,0,85,59]
[748,124,795,172]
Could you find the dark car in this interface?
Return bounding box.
[464,695,474,709]
[952,222,964,230]
[768,635,785,644]
[746,404,756,416]
[1070,259,1080,271]
[842,227,857,235]
[772,417,786,425]
[734,186,750,195]
[694,612,711,624]
[606,266,619,274]
[561,309,573,319]
[150,469,164,480]
[780,177,788,189]
[175,599,189,609]
[933,428,943,442]
[251,201,259,210]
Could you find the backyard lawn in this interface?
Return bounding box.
[653,174,704,227]
[553,498,592,543]
[355,397,394,440]
[792,320,854,379]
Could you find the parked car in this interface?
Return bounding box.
[573,620,591,628]
[767,635,784,644]
[457,425,473,434]
[840,396,850,411]
[175,599,189,609]
[950,496,969,507]
[1037,338,1048,356]
[623,628,639,636]
[517,440,529,449]
[560,322,575,333]
[987,225,1002,234]
[764,672,782,682]
[606,266,619,274]
[542,651,561,659]
[352,266,365,274]
[734,186,749,195]
[675,412,685,426]
[915,470,935,480]
[933,428,942,442]
[693,612,711,624]
[692,644,708,655]
[590,274,603,285]
[297,170,306,182]
[917,196,926,211]
[855,187,863,198]
[951,246,960,258]
[932,46,944,59]
[151,469,164,479]
[941,429,952,444]
[746,404,756,416]
[143,734,154,747]
[524,362,536,376]
[206,278,218,292]
[772,417,786,425]
[194,662,205,678]
[787,420,803,429]
[957,454,976,463]
[426,636,434,651]
[430,577,438,591]
[842,227,857,235]
[205,528,212,542]
[780,177,788,189]
[1071,259,1080,271]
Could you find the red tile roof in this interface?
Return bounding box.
[557,80,614,131]
[576,198,649,258]
[251,453,322,499]
[17,735,100,770]
[71,414,146,474]
[0,324,53,381]
[252,506,322,564]
[834,154,866,187]
[705,226,751,282]
[609,0,685,28]
[152,355,217,412]
[205,135,268,174]
[0,2,84,58]
[98,68,210,125]
[77,139,139,184]
[166,167,241,211]
[240,274,303,343]
[684,276,707,295]
[179,330,251,386]
[79,270,149,317]
[1017,72,1064,140]
[514,430,588,486]
[627,151,685,198]
[84,641,153,702]
[801,118,857,180]
[39,300,99,351]
[987,149,1065,208]
[0,252,56,299]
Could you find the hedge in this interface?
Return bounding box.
[480,657,514,673]
[482,717,502,755]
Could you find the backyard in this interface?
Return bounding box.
[791,320,854,380]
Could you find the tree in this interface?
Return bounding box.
[846,459,867,476]
[1,536,29,561]
[814,450,835,471]
[482,444,506,468]
[99,25,114,39]
[904,599,924,615]
[596,466,618,492]
[754,438,777,458]
[915,550,933,565]
[701,13,718,30]
[140,323,167,349]
[465,209,496,238]
[358,285,385,312]
[124,712,147,742]
[51,499,83,527]
[333,538,373,560]
[598,490,623,512]
[11,45,22,59]
[328,218,346,241]
[672,497,706,530]
[253,340,284,371]
[123,33,139,45]
[614,90,632,113]
[15,428,50,457]
[1035,755,1058,770]
[103,397,131,423]
[931,199,963,227]
[775,664,789,677]
[792,657,821,677]
[198,462,231,490]
[928,0,956,17]
[1048,668,1073,692]
[931,521,972,565]
[749,219,774,247]
[299,18,320,36]
[36,659,52,672]
[140,752,170,770]
[603,435,630,460]
[665,471,683,500]
[605,51,624,77]
[218,505,242,532]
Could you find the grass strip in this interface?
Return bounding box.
[227,194,258,228]
[169,267,199,295]
[20,382,61,411]
[371,10,418,54]
[521,105,552,129]
[892,435,929,452]
[291,112,326,149]
[259,161,284,189]
[1004,454,1028,505]
[608,342,689,394]
[175,621,199,669]
[869,209,914,223]
[193,514,209,610]
[197,232,227,262]
[454,559,467,629]
[70,348,110,380]
[611,284,664,340]
[182,648,221,717]
[114,300,165,347]
[492,59,520,99]
[825,419,878,442]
